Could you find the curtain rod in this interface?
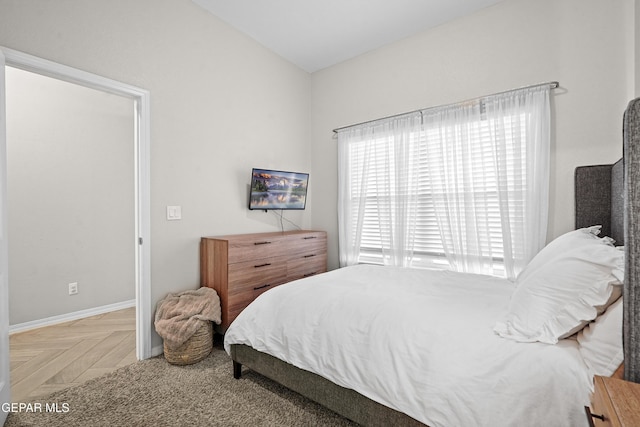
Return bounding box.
[332,81,559,134]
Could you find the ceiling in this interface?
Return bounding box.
[192,0,505,73]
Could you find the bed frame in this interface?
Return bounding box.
[230,97,640,426]
[230,344,422,426]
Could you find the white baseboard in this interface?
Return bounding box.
[9,299,136,335]
[151,345,164,357]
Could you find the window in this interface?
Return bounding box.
[337,86,551,279]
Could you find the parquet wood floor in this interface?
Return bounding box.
[9,307,137,402]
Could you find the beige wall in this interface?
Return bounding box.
[0,0,312,347]
[1,0,636,341]
[311,0,634,269]
[6,68,135,324]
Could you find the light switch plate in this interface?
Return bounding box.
[167,205,182,220]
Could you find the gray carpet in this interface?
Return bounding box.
[5,342,356,427]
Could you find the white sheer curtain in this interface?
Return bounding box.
[423,87,550,279]
[337,85,551,278]
[338,115,423,267]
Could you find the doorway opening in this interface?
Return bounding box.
[0,47,151,362]
[5,66,141,401]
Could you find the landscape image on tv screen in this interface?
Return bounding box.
[249,168,309,210]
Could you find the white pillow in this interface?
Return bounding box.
[577,298,623,377]
[515,226,611,284]
[612,246,625,283]
[494,227,624,344]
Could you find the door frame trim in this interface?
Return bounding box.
[1,46,152,360]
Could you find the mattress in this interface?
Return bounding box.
[224,264,593,427]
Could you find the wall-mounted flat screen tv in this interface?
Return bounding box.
[249,168,309,210]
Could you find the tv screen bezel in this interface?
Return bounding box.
[248,168,310,211]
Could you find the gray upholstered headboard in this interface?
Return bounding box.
[574,97,640,384]
[623,97,640,383]
[575,158,624,245]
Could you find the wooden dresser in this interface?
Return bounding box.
[200,230,327,332]
[586,375,640,426]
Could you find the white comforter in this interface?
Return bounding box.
[224,264,593,427]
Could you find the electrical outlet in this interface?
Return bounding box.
[68,282,78,295]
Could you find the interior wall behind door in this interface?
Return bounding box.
[6,67,135,325]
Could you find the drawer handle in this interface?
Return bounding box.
[253,284,271,290]
[254,241,272,245]
[584,406,605,427]
[303,236,317,240]
[254,263,272,268]
[304,254,316,258]
[303,272,317,277]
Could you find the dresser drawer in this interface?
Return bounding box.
[587,375,640,427]
[227,234,288,264]
[227,285,275,325]
[589,376,617,426]
[228,256,287,293]
[287,253,327,281]
[285,231,327,253]
[227,277,279,310]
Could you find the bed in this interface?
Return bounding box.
[224,97,640,427]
